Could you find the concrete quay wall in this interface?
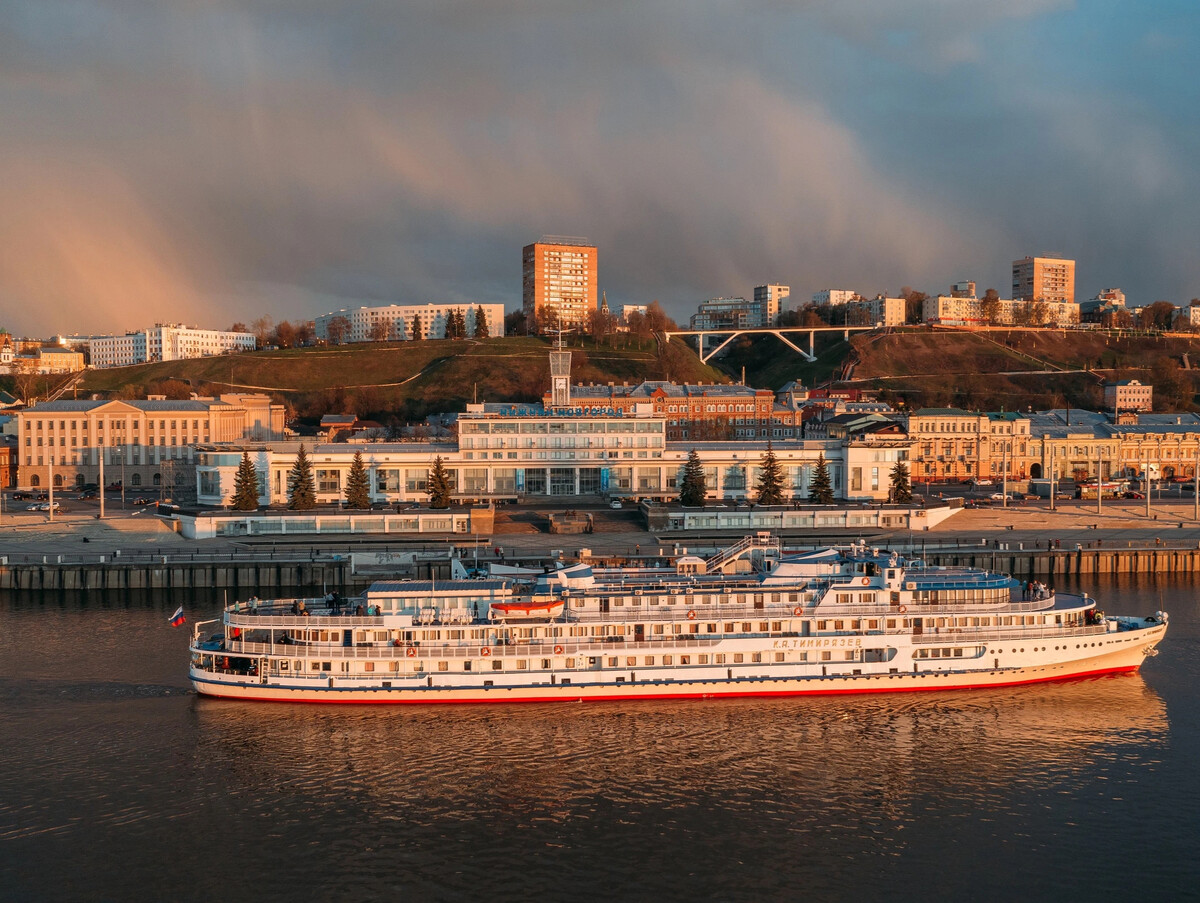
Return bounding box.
[921,546,1200,578]
[0,560,352,592]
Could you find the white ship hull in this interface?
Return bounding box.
[190,622,1165,705]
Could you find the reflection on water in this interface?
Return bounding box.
[0,578,1195,902]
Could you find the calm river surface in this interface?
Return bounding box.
[1,575,1197,902]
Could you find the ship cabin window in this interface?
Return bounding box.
[775,652,785,662]
[817,620,828,630]
[654,625,664,635]
[834,620,845,630]
[463,662,472,672]
[699,655,708,664]
[364,662,374,672]
[771,621,782,632]
[438,661,449,672]
[869,620,879,630]
[645,656,655,665]
[516,660,528,670]
[789,593,799,602]
[821,651,832,661]
[566,658,577,668]
[799,652,808,661]
[626,656,636,666]
[888,571,897,580]
[715,654,726,664]
[858,593,873,604]
[887,619,897,628]
[836,593,852,604]
[742,622,752,632]
[724,622,734,632]
[733,653,744,663]
[492,660,502,670]
[389,661,399,672]
[707,623,717,633]
[688,624,699,634]
[751,653,762,663]
[663,655,673,665]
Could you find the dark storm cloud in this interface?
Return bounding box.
[1,0,1198,336]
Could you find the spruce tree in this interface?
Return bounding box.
[808,453,834,504]
[287,443,317,510]
[345,450,371,509]
[410,314,422,341]
[679,449,706,507]
[232,451,260,511]
[755,441,785,505]
[474,305,489,338]
[427,455,453,509]
[890,461,913,504]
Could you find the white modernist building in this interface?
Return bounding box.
[88,325,255,369]
[194,405,912,509]
[314,303,506,344]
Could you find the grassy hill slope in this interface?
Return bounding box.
[76,336,729,424]
[716,327,1200,411]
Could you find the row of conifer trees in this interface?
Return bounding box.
[232,442,912,511]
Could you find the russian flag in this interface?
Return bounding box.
[169,605,186,627]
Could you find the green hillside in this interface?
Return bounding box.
[76,336,729,424]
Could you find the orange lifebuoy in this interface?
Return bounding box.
[406,646,416,658]
[793,606,803,616]
[860,577,869,586]
[686,609,696,620]
[898,605,907,614]
[481,646,491,657]
[554,645,564,655]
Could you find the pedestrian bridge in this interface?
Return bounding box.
[662,325,880,363]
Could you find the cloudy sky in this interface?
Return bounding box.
[2,0,1198,336]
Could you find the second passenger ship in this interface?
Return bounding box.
[189,534,1167,704]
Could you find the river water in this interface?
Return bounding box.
[1,575,1197,902]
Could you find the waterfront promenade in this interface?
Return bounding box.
[3,499,1200,561]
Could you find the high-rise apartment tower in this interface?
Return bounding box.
[1012,256,1075,304]
[522,237,598,332]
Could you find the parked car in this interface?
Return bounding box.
[12,491,31,500]
[79,490,99,500]
[971,478,994,487]
[609,500,623,509]
[30,501,62,512]
[1124,491,1145,499]
[133,497,155,506]
[989,492,1007,501]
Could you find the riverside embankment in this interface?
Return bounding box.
[5,499,1200,592]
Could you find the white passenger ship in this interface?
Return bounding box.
[189,534,1168,704]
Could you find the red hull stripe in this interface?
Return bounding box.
[196,665,1140,706]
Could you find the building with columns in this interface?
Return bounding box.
[193,418,912,508]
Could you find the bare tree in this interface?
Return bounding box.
[325,316,351,345]
[251,316,273,348]
[367,320,390,342]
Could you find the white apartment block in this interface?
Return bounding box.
[845,296,906,327]
[923,295,1079,328]
[314,303,506,343]
[88,325,255,369]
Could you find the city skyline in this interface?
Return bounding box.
[2,2,1198,337]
